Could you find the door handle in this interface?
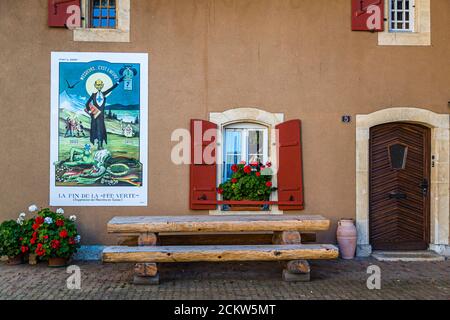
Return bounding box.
[420,179,429,196]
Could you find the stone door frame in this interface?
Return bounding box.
[356,107,450,257]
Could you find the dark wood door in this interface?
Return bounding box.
[369,123,430,250]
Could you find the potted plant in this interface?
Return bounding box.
[0,218,25,265]
[19,205,40,264]
[24,206,80,267]
[218,162,277,211]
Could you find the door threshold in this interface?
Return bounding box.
[372,250,446,262]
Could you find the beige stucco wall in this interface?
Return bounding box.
[0,0,450,245]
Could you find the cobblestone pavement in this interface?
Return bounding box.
[0,258,449,300]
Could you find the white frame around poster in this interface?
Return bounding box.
[50,52,148,206]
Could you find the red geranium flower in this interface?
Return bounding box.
[243,166,252,174]
[32,223,40,231]
[30,238,36,245]
[231,164,239,172]
[19,237,23,241]
[231,178,238,184]
[43,235,49,240]
[35,216,44,225]
[217,188,224,195]
[35,243,45,256]
[266,181,273,188]
[59,229,68,238]
[56,219,64,227]
[50,239,60,249]
[250,162,258,167]
[256,172,261,177]
[69,238,76,245]
[21,246,29,253]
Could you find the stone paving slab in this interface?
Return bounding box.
[0,258,449,300]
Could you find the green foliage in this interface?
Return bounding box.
[0,220,22,257]
[218,163,277,201]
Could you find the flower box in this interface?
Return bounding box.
[218,162,277,212]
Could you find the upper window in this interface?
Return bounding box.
[223,123,268,181]
[378,0,430,46]
[90,0,117,29]
[389,0,415,32]
[73,0,130,42]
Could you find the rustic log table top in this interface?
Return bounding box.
[107,215,330,233]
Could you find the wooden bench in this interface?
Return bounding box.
[102,215,339,284]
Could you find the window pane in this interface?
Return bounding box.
[91,0,116,29]
[247,130,263,161]
[389,144,408,169]
[224,130,242,180]
[389,0,413,32]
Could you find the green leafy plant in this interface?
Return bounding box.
[0,220,23,258]
[218,162,277,201]
[20,206,81,260]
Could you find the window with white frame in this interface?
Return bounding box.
[379,0,430,46]
[223,123,268,182]
[389,0,415,32]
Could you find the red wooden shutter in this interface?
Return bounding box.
[190,119,217,210]
[276,120,304,211]
[48,0,81,27]
[351,0,384,31]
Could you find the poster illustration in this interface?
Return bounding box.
[50,52,148,206]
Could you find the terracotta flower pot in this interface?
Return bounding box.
[48,257,69,268]
[7,254,23,265]
[28,253,38,265]
[337,219,357,260]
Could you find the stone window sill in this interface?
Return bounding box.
[73,28,130,43]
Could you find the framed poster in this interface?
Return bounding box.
[50,52,148,206]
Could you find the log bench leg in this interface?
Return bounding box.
[272,231,301,245]
[272,231,311,282]
[282,260,311,282]
[133,233,160,285]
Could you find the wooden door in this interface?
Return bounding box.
[369,123,430,250]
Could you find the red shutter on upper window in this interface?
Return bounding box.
[48,0,81,27]
[351,0,384,31]
[276,120,304,211]
[190,119,218,210]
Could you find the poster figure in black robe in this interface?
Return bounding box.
[85,77,123,149]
